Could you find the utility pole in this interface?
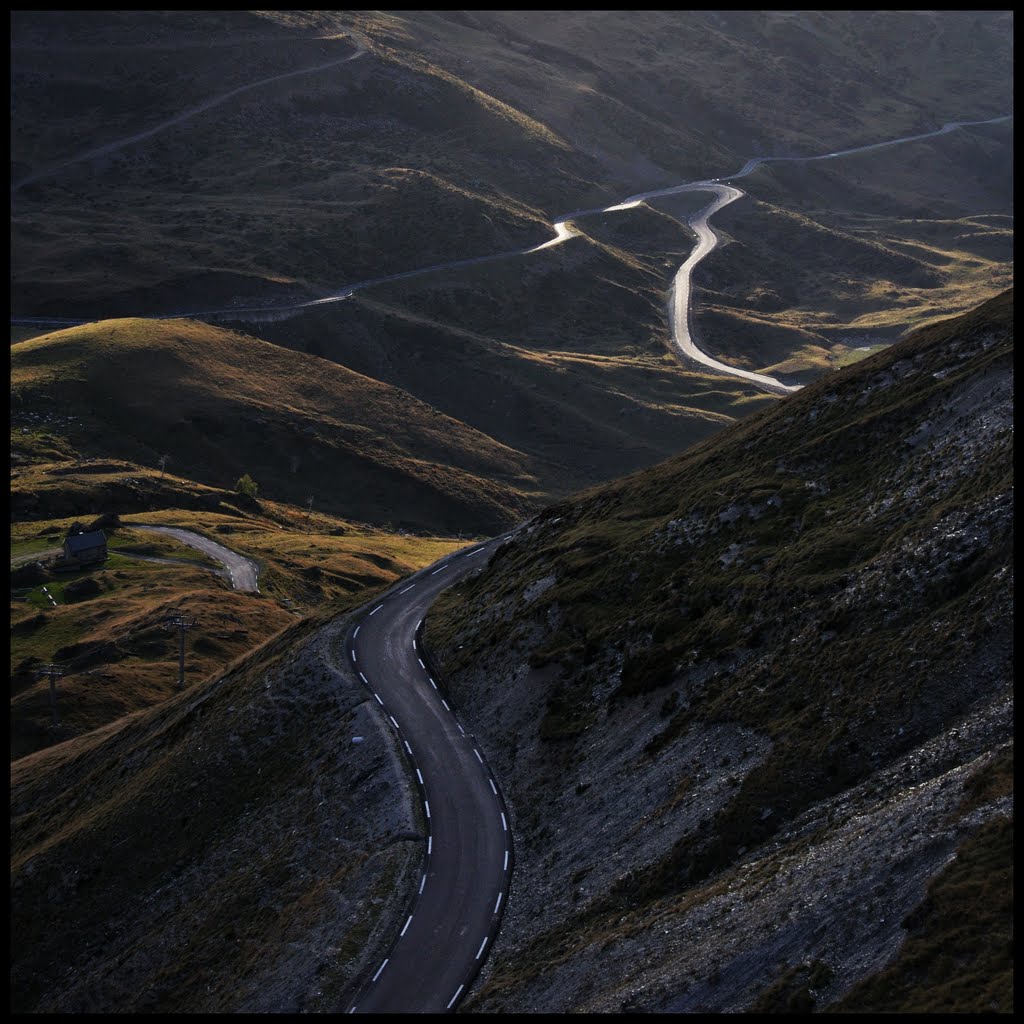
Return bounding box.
[307,495,314,512]
[158,453,171,476]
[164,613,198,690]
[37,663,67,726]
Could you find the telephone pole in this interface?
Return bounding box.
[37,663,67,726]
[164,613,198,690]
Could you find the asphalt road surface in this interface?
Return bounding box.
[12,110,1009,388]
[343,533,514,1013]
[130,525,260,592]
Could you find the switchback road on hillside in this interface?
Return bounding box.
[341,533,514,1013]
[12,112,1010,392]
[128,525,260,592]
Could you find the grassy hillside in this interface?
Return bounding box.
[10,474,466,761]
[250,220,776,498]
[11,10,1011,399]
[10,318,538,534]
[9,611,423,1012]
[379,10,1012,184]
[424,289,1013,1012]
[10,12,580,319]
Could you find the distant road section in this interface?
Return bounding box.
[129,525,260,593]
[11,38,366,191]
[10,95,1011,393]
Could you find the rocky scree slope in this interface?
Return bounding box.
[424,289,1013,1012]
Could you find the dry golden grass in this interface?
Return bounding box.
[10,489,466,762]
[11,318,537,534]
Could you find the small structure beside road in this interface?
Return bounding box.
[53,527,108,571]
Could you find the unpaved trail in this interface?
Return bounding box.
[11,39,366,191]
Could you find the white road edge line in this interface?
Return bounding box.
[359,671,368,684]
[431,564,449,574]
[442,699,450,711]
[390,715,399,728]
[400,915,413,937]
[501,812,508,831]
[447,985,464,1010]
[418,657,426,669]
[495,891,503,914]
[352,649,357,662]
[428,835,432,855]
[474,749,483,763]
[489,778,497,795]
[413,638,418,650]
[375,693,384,705]
[429,678,438,690]
[457,723,465,735]
[405,740,413,755]
[400,584,416,594]
[372,959,388,982]
[476,937,488,960]
[424,800,431,819]
[416,769,424,784]
[353,625,360,638]
[370,604,383,615]
[504,849,509,871]
[420,874,427,894]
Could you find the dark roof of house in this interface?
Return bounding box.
[64,530,107,554]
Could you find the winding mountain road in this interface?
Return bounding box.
[11,38,366,192]
[341,534,514,1013]
[12,107,1010,391]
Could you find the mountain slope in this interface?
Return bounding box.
[9,613,420,1013]
[10,318,537,534]
[423,289,1013,1012]
[9,292,1012,1015]
[11,10,1012,391]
